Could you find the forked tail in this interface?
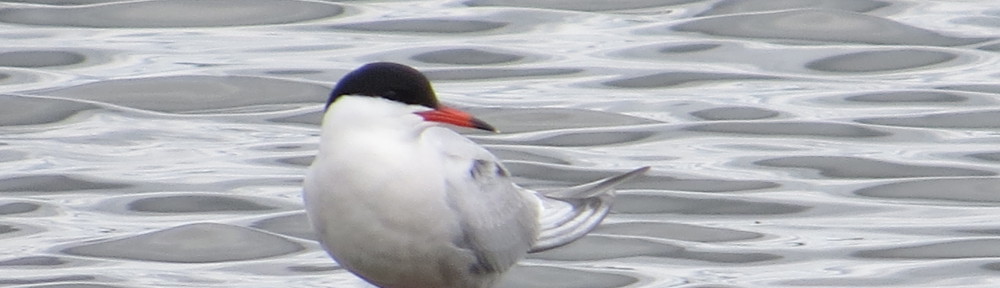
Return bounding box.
[529,166,650,252]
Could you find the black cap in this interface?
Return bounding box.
[327,62,439,109]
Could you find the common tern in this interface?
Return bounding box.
[304,62,649,288]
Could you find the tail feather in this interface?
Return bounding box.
[529,167,649,253]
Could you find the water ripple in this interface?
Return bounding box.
[0,0,345,28]
[663,9,990,46]
[62,223,304,263]
[2,0,1000,287]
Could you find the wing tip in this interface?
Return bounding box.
[544,166,651,199]
[528,166,649,253]
[620,166,651,181]
[529,198,611,253]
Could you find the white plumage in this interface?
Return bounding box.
[303,62,647,288]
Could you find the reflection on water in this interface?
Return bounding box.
[1,0,1000,287]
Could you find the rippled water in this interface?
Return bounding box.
[2,0,1000,287]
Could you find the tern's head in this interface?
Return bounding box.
[327,62,438,109]
[326,62,496,132]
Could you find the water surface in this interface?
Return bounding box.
[1,0,1000,287]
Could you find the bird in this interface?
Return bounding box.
[303,62,649,288]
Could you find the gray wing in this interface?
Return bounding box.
[425,127,538,275]
[423,127,649,264]
[529,166,650,252]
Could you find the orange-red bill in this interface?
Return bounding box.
[415,106,497,132]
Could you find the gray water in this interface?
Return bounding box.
[2,0,1000,287]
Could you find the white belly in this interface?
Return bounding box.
[303,153,497,288]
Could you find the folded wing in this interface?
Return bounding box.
[529,166,650,252]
